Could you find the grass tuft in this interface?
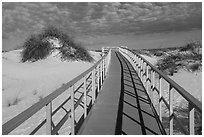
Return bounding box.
[21,34,51,62]
[6,97,21,107]
[21,25,93,62]
[156,41,202,75]
[134,41,202,76]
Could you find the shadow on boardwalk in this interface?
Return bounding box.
[115,52,166,135]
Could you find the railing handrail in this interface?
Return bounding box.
[120,47,202,113]
[2,52,109,135]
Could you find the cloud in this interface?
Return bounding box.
[2,2,202,39]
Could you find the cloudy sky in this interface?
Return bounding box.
[2,2,202,50]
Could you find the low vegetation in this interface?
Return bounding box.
[21,34,51,62]
[134,41,202,134]
[21,26,93,62]
[134,41,202,76]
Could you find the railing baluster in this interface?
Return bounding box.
[140,58,142,78]
[71,85,75,135]
[189,103,195,134]
[146,65,149,94]
[142,60,144,81]
[97,65,100,91]
[138,58,140,77]
[151,70,155,106]
[134,55,137,71]
[95,67,97,94]
[103,58,105,79]
[101,61,103,86]
[84,75,87,118]
[92,69,96,104]
[159,76,162,122]
[143,62,147,86]
[104,58,106,78]
[135,55,138,71]
[103,59,104,82]
[141,60,144,84]
[137,56,139,72]
[169,85,173,135]
[149,69,153,103]
[141,61,144,85]
[46,102,52,135]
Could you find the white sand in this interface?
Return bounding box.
[141,54,202,102]
[2,49,101,126]
[169,70,202,101]
[140,54,161,66]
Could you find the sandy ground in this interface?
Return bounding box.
[141,54,202,102]
[138,54,202,134]
[2,49,101,134]
[140,54,160,66]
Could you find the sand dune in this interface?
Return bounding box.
[2,49,101,125]
[141,54,202,102]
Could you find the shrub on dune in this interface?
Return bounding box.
[21,26,93,62]
[21,34,51,62]
[39,26,64,39]
[153,51,164,56]
[180,41,202,54]
[156,41,202,75]
[187,63,201,72]
[73,43,94,62]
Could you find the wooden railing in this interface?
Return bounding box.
[2,50,111,135]
[119,47,202,135]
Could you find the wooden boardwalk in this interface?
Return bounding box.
[78,50,166,135]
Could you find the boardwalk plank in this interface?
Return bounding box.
[78,51,165,135]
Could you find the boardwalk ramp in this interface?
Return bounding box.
[78,50,165,135]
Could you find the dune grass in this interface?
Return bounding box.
[21,25,93,62]
[134,41,202,76]
[21,34,51,62]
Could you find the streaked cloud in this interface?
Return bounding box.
[2,2,202,49]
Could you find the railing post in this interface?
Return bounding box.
[134,55,137,71]
[102,47,105,56]
[92,68,96,104]
[140,59,142,79]
[103,59,104,81]
[141,60,144,83]
[141,61,144,84]
[103,58,106,79]
[149,69,153,103]
[46,102,52,135]
[141,60,144,80]
[139,58,141,78]
[143,62,146,86]
[169,85,174,135]
[159,76,162,122]
[136,55,139,72]
[100,61,103,86]
[189,103,195,135]
[137,57,139,75]
[84,75,87,118]
[97,65,100,92]
[151,70,155,106]
[146,65,149,94]
[71,85,75,135]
